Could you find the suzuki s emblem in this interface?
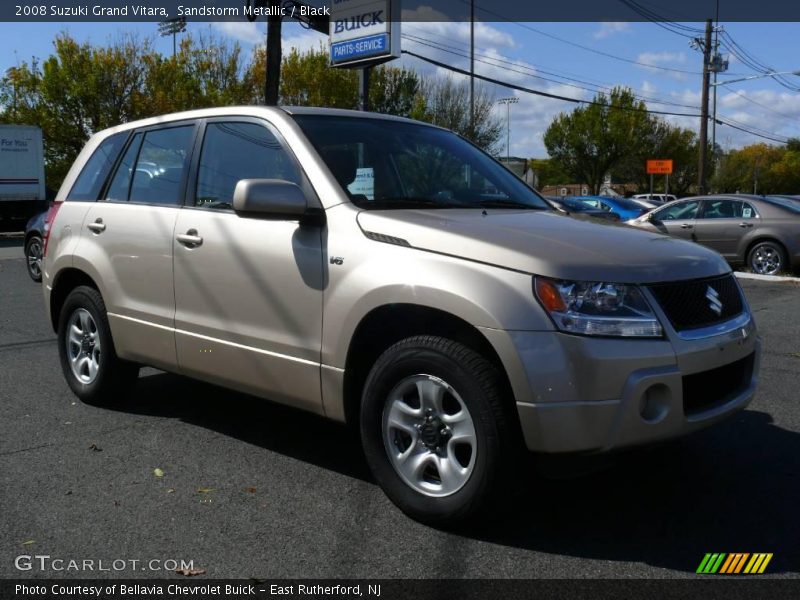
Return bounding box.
[706,285,723,316]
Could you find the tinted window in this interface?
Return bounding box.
[129,126,194,206]
[68,132,128,201]
[701,199,744,219]
[655,200,700,221]
[105,133,143,202]
[195,122,301,209]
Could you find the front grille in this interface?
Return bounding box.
[648,274,744,332]
[683,352,755,416]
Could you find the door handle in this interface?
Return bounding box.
[87,218,106,233]
[680,223,693,229]
[738,222,753,228]
[176,229,203,248]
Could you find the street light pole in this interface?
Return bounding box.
[710,70,800,86]
[497,97,518,163]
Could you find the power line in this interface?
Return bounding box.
[401,33,702,112]
[401,49,792,145]
[459,4,703,75]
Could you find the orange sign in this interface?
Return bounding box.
[647,159,673,175]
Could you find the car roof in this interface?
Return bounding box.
[89,105,437,140]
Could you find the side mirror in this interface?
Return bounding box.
[233,179,308,218]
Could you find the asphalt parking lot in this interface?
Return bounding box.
[1,239,798,579]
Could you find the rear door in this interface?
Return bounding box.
[77,122,198,370]
[172,118,324,413]
[692,199,754,259]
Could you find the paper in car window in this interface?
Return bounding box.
[348,168,374,200]
[743,207,752,218]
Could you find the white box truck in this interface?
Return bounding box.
[0,125,46,231]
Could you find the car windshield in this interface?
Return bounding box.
[293,115,549,211]
[763,195,800,214]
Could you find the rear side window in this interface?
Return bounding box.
[128,126,195,206]
[195,122,301,209]
[105,133,143,202]
[68,132,128,201]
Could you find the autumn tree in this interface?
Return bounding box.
[410,76,502,154]
[713,143,800,194]
[543,88,655,194]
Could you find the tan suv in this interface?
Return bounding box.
[43,107,760,523]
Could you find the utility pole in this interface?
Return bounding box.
[358,67,371,111]
[697,18,713,195]
[264,0,282,106]
[497,97,518,164]
[469,0,475,139]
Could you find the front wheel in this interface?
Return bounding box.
[57,286,138,405]
[748,240,786,275]
[360,336,516,524]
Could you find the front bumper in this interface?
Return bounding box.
[481,310,760,453]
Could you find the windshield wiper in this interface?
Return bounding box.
[476,199,546,210]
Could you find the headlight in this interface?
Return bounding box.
[534,276,663,338]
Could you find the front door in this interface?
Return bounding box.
[172,119,325,413]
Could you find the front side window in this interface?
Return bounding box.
[655,200,700,221]
[128,126,195,206]
[68,132,128,201]
[293,115,549,211]
[195,122,301,209]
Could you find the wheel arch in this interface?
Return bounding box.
[49,268,101,332]
[340,303,520,434]
[745,236,788,270]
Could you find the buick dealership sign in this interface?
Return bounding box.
[329,0,400,68]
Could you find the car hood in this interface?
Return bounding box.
[356,209,730,284]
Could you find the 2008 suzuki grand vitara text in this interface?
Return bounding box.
[43,107,760,524]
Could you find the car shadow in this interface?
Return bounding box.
[108,370,371,482]
[109,371,797,575]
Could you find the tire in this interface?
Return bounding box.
[360,335,516,525]
[25,235,43,282]
[748,240,786,276]
[57,286,139,405]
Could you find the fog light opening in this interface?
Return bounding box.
[639,384,671,424]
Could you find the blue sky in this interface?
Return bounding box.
[1,20,798,157]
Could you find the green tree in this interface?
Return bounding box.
[543,87,655,194]
[529,158,571,188]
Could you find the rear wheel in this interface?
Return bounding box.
[25,235,43,282]
[748,240,786,275]
[360,335,515,524]
[57,286,138,404]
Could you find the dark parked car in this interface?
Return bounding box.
[23,208,47,282]
[544,196,620,221]
[629,194,800,275]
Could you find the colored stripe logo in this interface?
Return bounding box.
[697,553,773,574]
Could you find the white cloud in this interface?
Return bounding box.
[593,22,631,40]
[213,21,265,46]
[636,51,690,80]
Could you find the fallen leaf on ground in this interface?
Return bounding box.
[153,468,165,478]
[21,540,35,546]
[166,488,176,494]
[246,487,257,493]
[197,488,214,493]
[89,443,102,452]
[175,567,206,577]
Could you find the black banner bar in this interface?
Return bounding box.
[1,0,800,23]
[3,579,799,600]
